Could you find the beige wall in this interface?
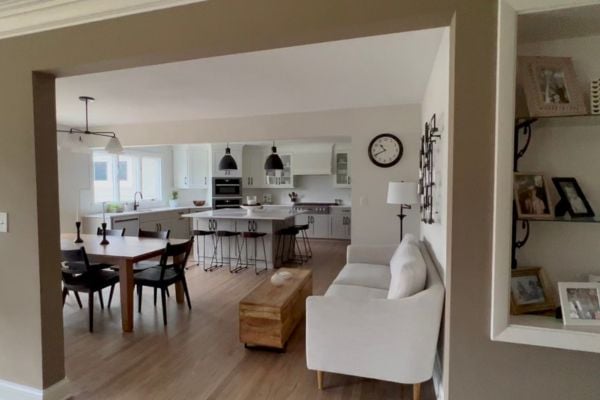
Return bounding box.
[3,0,600,398]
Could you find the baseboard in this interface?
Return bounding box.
[0,378,70,400]
[432,353,444,400]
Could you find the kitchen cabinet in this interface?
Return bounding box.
[111,216,140,237]
[265,154,294,188]
[296,213,330,239]
[211,144,243,178]
[333,145,351,188]
[173,144,210,189]
[243,146,266,188]
[139,210,191,239]
[330,208,351,240]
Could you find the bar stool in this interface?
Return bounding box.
[275,226,304,266]
[192,229,216,271]
[294,224,312,261]
[236,232,268,275]
[211,231,241,273]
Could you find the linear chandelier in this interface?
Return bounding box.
[57,96,123,154]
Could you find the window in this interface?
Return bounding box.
[93,151,163,204]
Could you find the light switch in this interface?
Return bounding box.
[360,196,368,206]
[0,212,7,233]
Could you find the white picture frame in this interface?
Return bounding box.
[558,282,600,326]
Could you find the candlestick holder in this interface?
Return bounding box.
[74,221,84,243]
[100,222,110,245]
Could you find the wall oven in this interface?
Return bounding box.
[212,197,242,209]
[213,178,242,197]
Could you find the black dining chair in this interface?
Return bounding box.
[97,227,126,236]
[135,229,172,302]
[134,238,194,326]
[61,247,120,332]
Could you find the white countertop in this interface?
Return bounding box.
[183,208,303,221]
[84,205,212,219]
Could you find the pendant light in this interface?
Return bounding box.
[264,141,284,170]
[57,96,123,154]
[218,143,238,170]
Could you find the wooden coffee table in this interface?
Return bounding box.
[239,268,312,350]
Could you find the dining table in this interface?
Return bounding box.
[61,233,187,332]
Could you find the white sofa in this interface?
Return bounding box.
[306,240,444,399]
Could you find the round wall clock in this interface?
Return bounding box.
[368,133,403,168]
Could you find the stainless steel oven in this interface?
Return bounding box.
[212,197,242,209]
[213,178,242,197]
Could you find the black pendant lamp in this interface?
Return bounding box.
[218,143,238,170]
[264,142,284,170]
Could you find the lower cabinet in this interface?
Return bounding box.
[139,210,191,239]
[330,208,351,240]
[296,214,331,239]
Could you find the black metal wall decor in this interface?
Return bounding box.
[418,114,441,224]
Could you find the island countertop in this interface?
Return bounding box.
[182,208,304,221]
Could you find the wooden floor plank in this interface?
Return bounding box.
[63,239,436,399]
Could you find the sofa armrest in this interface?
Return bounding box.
[306,286,444,384]
[346,244,397,265]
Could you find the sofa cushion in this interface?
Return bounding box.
[333,263,391,290]
[387,242,427,299]
[325,284,388,300]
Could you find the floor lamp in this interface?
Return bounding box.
[387,182,418,241]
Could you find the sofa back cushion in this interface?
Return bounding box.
[387,240,427,299]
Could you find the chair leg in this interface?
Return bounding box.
[88,291,94,333]
[98,289,105,310]
[413,383,421,400]
[107,284,115,308]
[154,288,157,306]
[74,291,83,309]
[137,284,143,313]
[317,371,324,390]
[62,288,68,306]
[181,277,192,310]
[166,287,170,298]
[161,288,168,326]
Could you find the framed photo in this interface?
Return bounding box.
[552,177,594,218]
[518,56,587,117]
[514,173,554,220]
[510,267,555,315]
[558,282,600,326]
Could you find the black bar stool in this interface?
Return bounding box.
[192,229,216,271]
[275,226,304,266]
[211,231,241,273]
[294,224,312,261]
[236,232,268,274]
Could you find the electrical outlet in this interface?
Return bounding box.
[0,212,7,233]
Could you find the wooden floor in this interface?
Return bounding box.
[63,239,436,400]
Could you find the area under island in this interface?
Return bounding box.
[183,208,304,269]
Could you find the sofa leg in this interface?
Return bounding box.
[317,371,324,390]
[413,383,421,400]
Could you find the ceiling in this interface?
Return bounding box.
[518,4,600,43]
[56,28,445,127]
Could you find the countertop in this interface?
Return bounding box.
[84,205,212,219]
[183,208,303,221]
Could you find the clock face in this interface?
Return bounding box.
[368,133,403,168]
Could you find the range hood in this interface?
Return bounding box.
[291,144,333,175]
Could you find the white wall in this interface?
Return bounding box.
[420,28,451,278]
[515,34,600,292]
[98,105,421,246]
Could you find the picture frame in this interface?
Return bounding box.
[518,56,587,117]
[558,282,600,326]
[551,177,594,218]
[510,267,555,315]
[514,173,554,220]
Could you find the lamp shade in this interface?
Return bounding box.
[105,136,123,154]
[387,181,418,205]
[218,146,238,170]
[264,146,284,170]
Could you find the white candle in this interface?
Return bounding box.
[76,195,80,222]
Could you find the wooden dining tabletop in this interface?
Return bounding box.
[61,233,187,332]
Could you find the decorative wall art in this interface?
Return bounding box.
[514,172,554,220]
[591,78,600,115]
[510,267,555,315]
[552,177,594,218]
[418,114,440,224]
[558,282,600,326]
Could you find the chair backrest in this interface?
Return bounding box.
[139,229,171,240]
[61,247,91,276]
[158,238,194,276]
[97,227,126,237]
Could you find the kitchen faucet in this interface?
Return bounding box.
[133,191,143,211]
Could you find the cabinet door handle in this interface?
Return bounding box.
[205,177,207,185]
[184,176,188,185]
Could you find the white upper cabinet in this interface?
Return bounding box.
[173,144,210,189]
[265,153,294,188]
[211,144,243,178]
[291,144,333,175]
[333,144,351,188]
[243,146,266,188]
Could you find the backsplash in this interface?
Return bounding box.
[243,175,351,205]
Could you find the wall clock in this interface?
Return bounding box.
[368,133,403,168]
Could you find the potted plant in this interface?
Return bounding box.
[169,190,179,208]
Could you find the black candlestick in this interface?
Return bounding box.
[100,222,110,245]
[397,204,411,241]
[74,221,84,243]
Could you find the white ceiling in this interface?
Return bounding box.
[56,28,445,127]
[518,4,600,43]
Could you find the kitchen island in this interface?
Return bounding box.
[183,208,304,269]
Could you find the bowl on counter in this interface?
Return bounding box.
[193,200,206,207]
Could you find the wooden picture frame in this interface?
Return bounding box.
[514,173,554,220]
[558,282,600,326]
[518,56,587,117]
[510,267,555,315]
[552,177,594,218]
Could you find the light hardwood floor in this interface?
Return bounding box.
[63,239,436,400]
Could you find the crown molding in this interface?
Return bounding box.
[0,0,206,40]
